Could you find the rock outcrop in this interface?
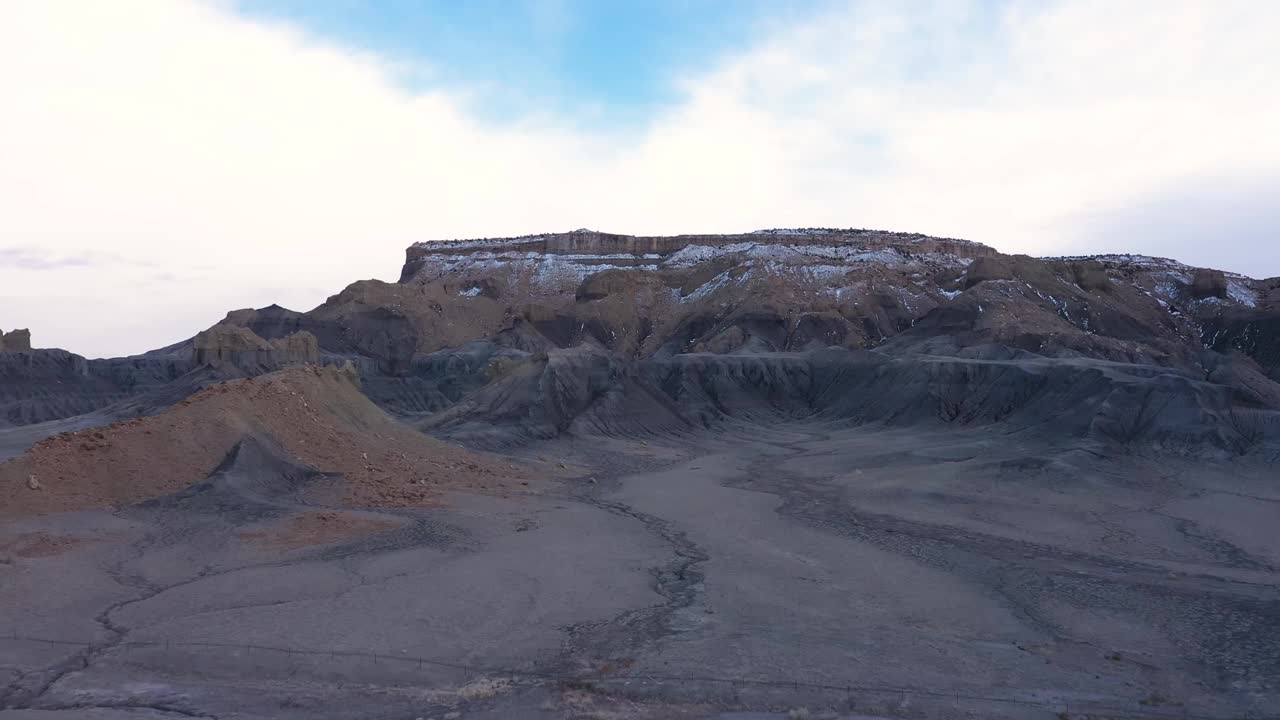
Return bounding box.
[1192,269,1229,299]
[192,325,319,371]
[0,329,31,352]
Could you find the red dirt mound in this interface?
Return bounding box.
[1,365,531,519]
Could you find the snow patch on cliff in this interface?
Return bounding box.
[415,252,659,291]
[664,242,928,268]
[1227,278,1258,307]
[681,270,739,303]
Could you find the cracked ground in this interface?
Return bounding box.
[2,423,1279,719]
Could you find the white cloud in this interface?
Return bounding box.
[2,0,1277,357]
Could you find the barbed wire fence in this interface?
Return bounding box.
[5,632,1274,720]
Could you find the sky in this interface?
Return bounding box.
[1,0,1277,358]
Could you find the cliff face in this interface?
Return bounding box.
[400,228,994,278]
[400,228,994,290]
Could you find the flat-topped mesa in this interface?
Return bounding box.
[400,227,997,283]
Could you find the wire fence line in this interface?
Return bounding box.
[4,633,1272,720]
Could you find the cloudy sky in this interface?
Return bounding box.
[2,0,1277,358]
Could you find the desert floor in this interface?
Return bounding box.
[3,421,1278,719]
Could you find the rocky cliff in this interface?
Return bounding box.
[400,227,993,281]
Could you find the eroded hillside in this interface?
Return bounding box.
[3,228,1278,456]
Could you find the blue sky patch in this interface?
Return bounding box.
[234,0,825,128]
